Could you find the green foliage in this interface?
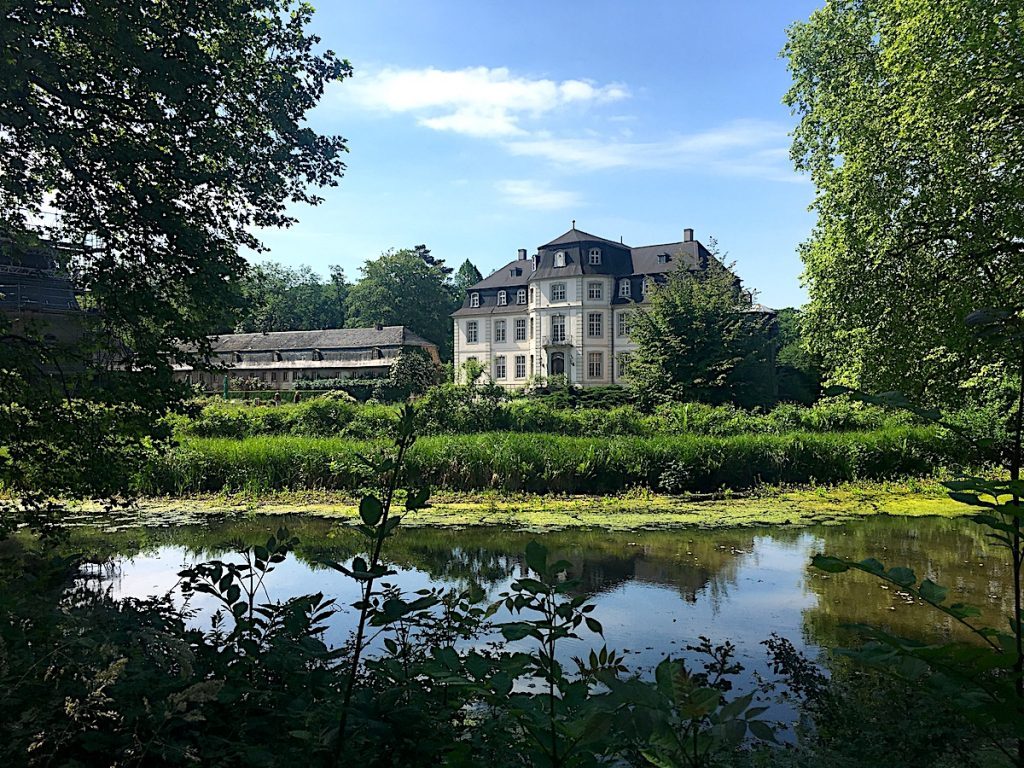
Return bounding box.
[345,248,459,360]
[628,261,777,409]
[142,426,956,496]
[0,0,348,502]
[784,0,1024,407]
[453,258,484,301]
[231,261,349,334]
[774,308,823,405]
[177,392,919,441]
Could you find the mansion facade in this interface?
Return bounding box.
[452,226,731,389]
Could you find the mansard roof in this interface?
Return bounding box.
[458,228,725,298]
[541,227,627,249]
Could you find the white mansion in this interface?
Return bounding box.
[452,226,731,388]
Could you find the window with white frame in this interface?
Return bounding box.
[470,292,480,308]
[587,351,603,378]
[495,355,507,379]
[551,315,566,343]
[587,312,603,338]
[494,319,506,343]
[514,318,527,341]
[617,311,632,337]
[551,282,566,301]
[589,248,601,265]
[619,279,631,298]
[516,288,527,305]
[641,278,650,296]
[497,290,507,306]
[514,354,526,379]
[587,281,602,300]
[466,321,478,343]
[554,251,566,267]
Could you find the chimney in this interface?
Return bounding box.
[683,228,694,242]
[518,248,527,260]
[374,322,383,331]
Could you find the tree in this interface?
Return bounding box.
[784,0,1024,407]
[775,308,823,404]
[346,249,459,360]
[0,0,349,500]
[233,261,349,333]
[627,262,776,409]
[453,259,484,301]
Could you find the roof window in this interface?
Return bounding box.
[470,292,480,308]
[554,251,566,268]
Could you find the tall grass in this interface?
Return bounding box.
[140,427,956,496]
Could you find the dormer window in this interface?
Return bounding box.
[554,251,566,268]
[589,248,601,265]
[641,278,650,296]
[470,292,480,308]
[532,254,538,272]
[497,290,507,306]
[516,288,527,305]
[657,254,668,264]
[619,279,631,298]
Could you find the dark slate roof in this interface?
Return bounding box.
[453,228,736,316]
[470,259,532,289]
[630,241,712,275]
[208,326,437,353]
[541,227,627,249]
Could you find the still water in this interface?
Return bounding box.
[74,513,1015,688]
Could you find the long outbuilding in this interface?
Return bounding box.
[173,325,440,391]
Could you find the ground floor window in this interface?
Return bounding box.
[587,351,603,379]
[515,354,526,379]
[495,355,507,379]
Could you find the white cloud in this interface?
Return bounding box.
[343,66,629,138]
[496,180,582,211]
[502,119,799,181]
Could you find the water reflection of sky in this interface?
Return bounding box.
[104,528,824,696]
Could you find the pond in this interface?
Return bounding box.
[69,511,1014,696]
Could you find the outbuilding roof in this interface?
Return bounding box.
[207,326,437,353]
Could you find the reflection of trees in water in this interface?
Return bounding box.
[801,516,1017,649]
[63,515,765,610]
[374,528,759,608]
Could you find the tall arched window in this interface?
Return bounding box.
[516,288,527,305]
[619,279,631,298]
[497,290,507,306]
[470,292,480,308]
[554,251,566,267]
[589,248,601,265]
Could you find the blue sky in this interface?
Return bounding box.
[256,1,822,309]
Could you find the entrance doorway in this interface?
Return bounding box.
[549,351,565,376]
